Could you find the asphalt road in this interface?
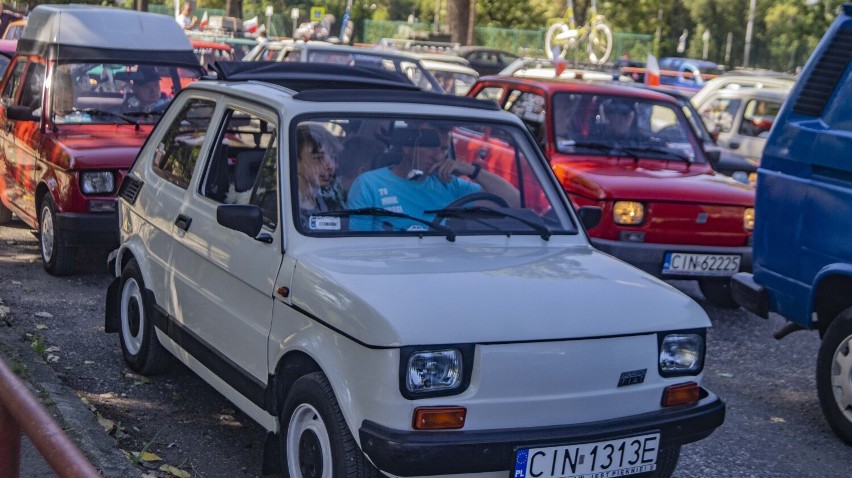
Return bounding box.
[1,218,850,477]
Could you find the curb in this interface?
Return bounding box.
[0,314,141,478]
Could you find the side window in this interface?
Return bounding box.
[699,97,739,133]
[152,98,215,189]
[18,62,45,110]
[1,59,25,104]
[475,87,504,102]
[504,90,546,146]
[740,99,781,137]
[201,108,278,229]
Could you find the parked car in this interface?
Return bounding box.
[418,57,478,95]
[190,38,234,68]
[0,5,203,275]
[469,76,755,307]
[501,57,635,83]
[629,83,757,185]
[690,72,795,108]
[105,60,724,477]
[1,18,24,40]
[457,45,519,76]
[731,3,852,445]
[694,88,788,166]
[657,57,724,93]
[243,42,444,93]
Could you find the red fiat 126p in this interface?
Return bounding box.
[0,5,203,275]
[468,77,755,307]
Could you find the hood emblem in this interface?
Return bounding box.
[618,369,647,387]
[696,212,709,224]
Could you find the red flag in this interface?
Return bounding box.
[645,54,660,86]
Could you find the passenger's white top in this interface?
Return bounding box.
[23,5,191,51]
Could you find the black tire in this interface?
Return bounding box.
[816,307,852,444]
[0,201,12,224]
[698,279,739,309]
[39,195,76,276]
[119,259,171,375]
[279,372,378,478]
[652,445,680,477]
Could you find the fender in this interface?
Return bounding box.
[810,263,852,327]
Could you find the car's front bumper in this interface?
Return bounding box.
[55,211,118,248]
[359,390,724,476]
[591,238,752,280]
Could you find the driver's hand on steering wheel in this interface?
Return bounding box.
[428,159,478,184]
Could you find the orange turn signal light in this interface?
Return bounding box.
[412,406,466,430]
[662,382,700,407]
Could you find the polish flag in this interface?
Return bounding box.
[645,54,660,86]
[199,11,208,29]
[244,16,259,34]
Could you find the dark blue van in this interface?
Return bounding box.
[732,3,852,445]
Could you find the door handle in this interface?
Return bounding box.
[729,142,740,150]
[174,214,192,232]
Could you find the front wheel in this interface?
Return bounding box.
[39,195,76,276]
[585,22,613,65]
[816,307,852,444]
[653,445,681,477]
[698,278,739,309]
[545,22,576,60]
[280,372,378,478]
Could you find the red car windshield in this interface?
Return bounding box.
[51,63,202,125]
[552,92,701,163]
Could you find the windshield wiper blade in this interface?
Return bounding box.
[316,207,456,241]
[76,108,139,127]
[571,141,640,159]
[425,206,552,241]
[623,146,692,163]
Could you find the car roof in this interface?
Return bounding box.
[477,75,678,103]
[703,87,790,101]
[19,4,197,66]
[190,39,232,51]
[420,59,478,76]
[299,43,422,61]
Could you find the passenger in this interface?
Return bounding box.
[336,135,387,195]
[297,129,341,224]
[122,67,168,114]
[345,122,520,231]
[601,99,640,145]
[434,71,455,94]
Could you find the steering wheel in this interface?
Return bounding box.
[432,192,510,224]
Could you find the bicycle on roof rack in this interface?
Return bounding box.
[544,0,612,65]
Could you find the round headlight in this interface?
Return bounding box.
[613,201,644,225]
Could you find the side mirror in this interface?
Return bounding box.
[705,148,721,167]
[6,104,37,121]
[217,204,264,238]
[577,206,602,230]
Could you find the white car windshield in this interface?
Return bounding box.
[292,117,575,237]
[50,63,201,125]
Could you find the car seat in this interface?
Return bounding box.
[234,150,265,193]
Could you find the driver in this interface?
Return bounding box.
[122,67,168,114]
[345,122,519,231]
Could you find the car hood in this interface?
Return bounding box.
[46,124,154,170]
[551,155,754,205]
[290,244,709,347]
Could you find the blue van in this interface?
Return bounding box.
[732,3,852,445]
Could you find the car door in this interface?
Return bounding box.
[136,96,218,317]
[0,58,25,214]
[12,58,46,222]
[169,102,283,386]
[697,94,741,151]
[735,98,781,162]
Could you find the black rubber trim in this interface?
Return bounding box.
[16,40,200,68]
[151,303,267,408]
[54,211,118,247]
[730,272,769,318]
[359,391,725,476]
[293,88,501,111]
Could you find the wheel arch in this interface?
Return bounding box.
[267,350,322,416]
[812,264,852,336]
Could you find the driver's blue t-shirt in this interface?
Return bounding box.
[345,166,481,231]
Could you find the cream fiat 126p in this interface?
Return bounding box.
[105,62,724,478]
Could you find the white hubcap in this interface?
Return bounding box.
[120,278,144,355]
[831,333,852,422]
[287,403,332,478]
[41,205,54,261]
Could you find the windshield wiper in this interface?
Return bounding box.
[623,146,692,163]
[315,207,456,241]
[76,108,139,128]
[425,206,552,241]
[570,141,640,159]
